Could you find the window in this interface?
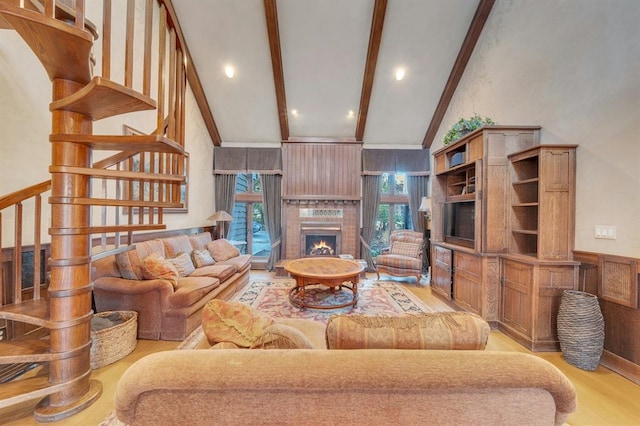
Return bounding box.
[229,173,271,259]
[371,173,412,256]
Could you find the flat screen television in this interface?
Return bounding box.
[443,201,475,248]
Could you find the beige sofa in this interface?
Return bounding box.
[92,233,250,341]
[114,310,577,425]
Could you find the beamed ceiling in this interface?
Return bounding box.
[169,0,494,148]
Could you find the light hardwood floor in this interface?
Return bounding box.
[2,271,640,425]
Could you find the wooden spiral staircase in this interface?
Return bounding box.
[0,0,188,421]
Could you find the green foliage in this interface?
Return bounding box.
[443,114,495,146]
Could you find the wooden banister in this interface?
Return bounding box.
[0,181,51,210]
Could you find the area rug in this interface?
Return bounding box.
[178,278,432,350]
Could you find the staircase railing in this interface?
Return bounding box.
[0,0,193,420]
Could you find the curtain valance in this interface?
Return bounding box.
[362,149,430,176]
[214,147,282,174]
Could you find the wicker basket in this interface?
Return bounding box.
[557,290,604,371]
[90,311,138,369]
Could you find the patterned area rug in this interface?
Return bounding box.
[178,278,431,349]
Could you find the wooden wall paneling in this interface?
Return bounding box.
[282,143,361,199]
[599,254,639,309]
[573,250,640,384]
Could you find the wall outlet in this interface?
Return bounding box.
[595,225,617,239]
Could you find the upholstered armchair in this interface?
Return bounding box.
[375,230,423,282]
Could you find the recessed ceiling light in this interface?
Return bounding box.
[395,68,405,81]
[347,110,354,118]
[291,109,299,117]
[224,65,235,78]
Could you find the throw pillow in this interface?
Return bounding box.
[168,252,196,277]
[390,241,421,258]
[191,249,215,268]
[202,299,274,347]
[252,323,314,349]
[325,312,490,350]
[115,239,165,280]
[141,252,179,287]
[206,239,240,262]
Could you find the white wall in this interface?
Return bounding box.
[432,0,640,258]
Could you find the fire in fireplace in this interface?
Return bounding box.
[306,235,337,256]
[300,225,341,258]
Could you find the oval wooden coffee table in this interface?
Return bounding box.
[285,257,365,310]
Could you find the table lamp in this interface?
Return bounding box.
[207,210,233,239]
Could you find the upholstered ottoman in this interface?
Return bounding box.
[325,311,490,350]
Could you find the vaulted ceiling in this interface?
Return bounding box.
[170,0,493,148]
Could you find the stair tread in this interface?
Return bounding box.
[0,374,71,410]
[50,77,157,121]
[88,224,167,234]
[49,165,186,183]
[49,224,167,236]
[49,197,183,208]
[0,2,93,83]
[50,134,185,154]
[0,300,50,328]
[0,340,54,364]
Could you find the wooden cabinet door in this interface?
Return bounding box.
[453,251,482,314]
[432,245,453,300]
[500,259,533,337]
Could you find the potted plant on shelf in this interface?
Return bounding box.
[443,114,495,146]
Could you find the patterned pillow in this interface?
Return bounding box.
[325,312,490,350]
[115,240,166,280]
[252,323,314,349]
[390,241,421,258]
[191,249,215,268]
[206,239,240,262]
[167,252,196,277]
[141,253,179,287]
[202,300,274,347]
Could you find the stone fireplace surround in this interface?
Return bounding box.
[284,201,360,260]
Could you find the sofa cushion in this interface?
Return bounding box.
[218,254,251,272]
[162,235,194,259]
[252,323,315,349]
[168,252,196,277]
[202,300,274,347]
[189,232,213,250]
[375,254,421,270]
[390,241,421,258]
[189,264,236,281]
[206,239,240,262]
[141,253,179,287]
[325,312,490,350]
[169,276,220,308]
[191,249,215,268]
[116,240,165,280]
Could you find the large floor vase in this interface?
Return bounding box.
[557,290,604,371]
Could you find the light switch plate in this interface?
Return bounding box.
[595,225,616,239]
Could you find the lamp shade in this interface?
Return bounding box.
[207,210,233,222]
[418,197,432,212]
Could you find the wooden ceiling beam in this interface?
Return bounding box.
[422,0,495,149]
[264,0,289,141]
[355,0,388,142]
[160,0,222,146]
